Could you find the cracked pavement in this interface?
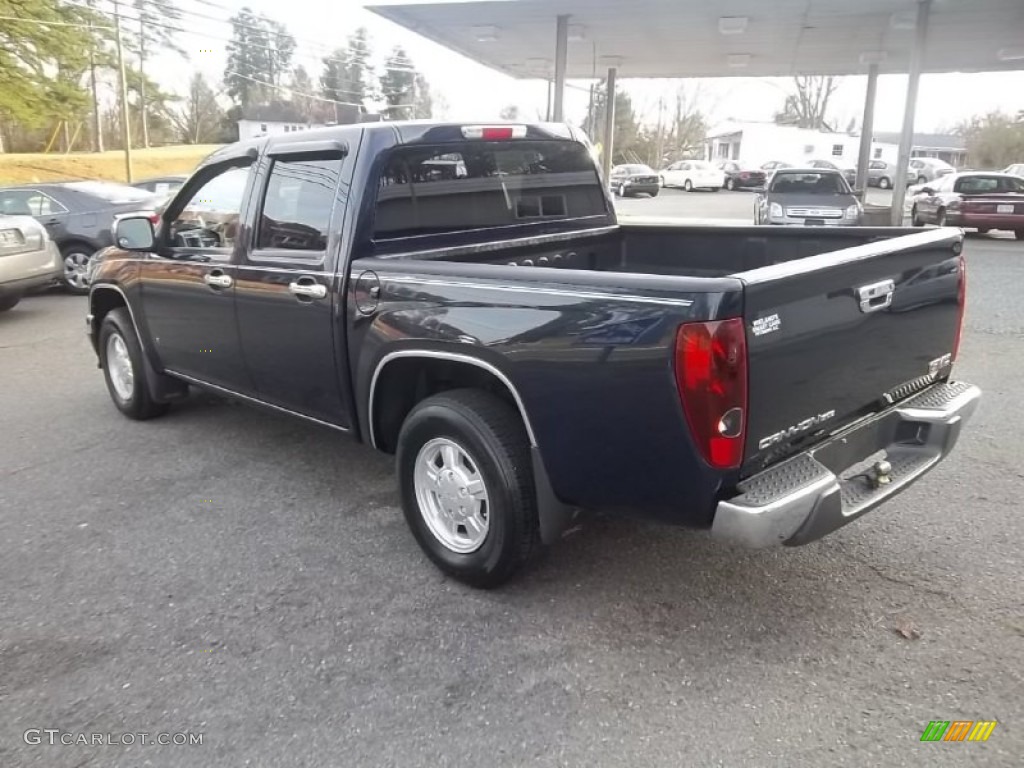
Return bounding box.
[1,234,1021,767]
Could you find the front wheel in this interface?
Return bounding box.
[99,308,170,420]
[936,208,947,227]
[61,245,94,295]
[683,179,693,192]
[1015,230,1024,241]
[911,205,924,227]
[617,183,627,197]
[725,178,736,191]
[879,177,891,190]
[396,389,539,589]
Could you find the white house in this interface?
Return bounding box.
[236,104,326,141]
[706,122,865,168]
[705,121,969,170]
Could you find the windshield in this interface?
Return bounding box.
[954,175,1024,194]
[373,140,608,239]
[63,181,157,203]
[769,172,850,194]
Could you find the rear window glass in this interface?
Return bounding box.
[770,172,849,194]
[373,140,607,239]
[954,175,1024,194]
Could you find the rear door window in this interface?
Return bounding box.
[372,140,608,240]
[254,156,341,258]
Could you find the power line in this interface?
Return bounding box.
[0,14,113,30]
[224,70,415,110]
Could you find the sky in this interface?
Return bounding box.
[129,0,1024,134]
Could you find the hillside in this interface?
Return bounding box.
[0,145,221,185]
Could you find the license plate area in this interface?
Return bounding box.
[804,218,825,226]
[809,409,925,475]
[997,204,1014,214]
[0,229,25,246]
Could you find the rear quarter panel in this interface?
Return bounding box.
[349,257,744,524]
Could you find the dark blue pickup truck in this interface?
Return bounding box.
[86,122,980,587]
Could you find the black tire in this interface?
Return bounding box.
[879,177,891,190]
[618,183,627,197]
[936,208,947,227]
[396,389,539,589]
[649,190,659,198]
[976,228,990,235]
[725,178,735,191]
[60,243,95,295]
[683,179,693,192]
[911,205,924,227]
[917,175,927,186]
[0,294,20,312]
[1016,230,1024,241]
[98,308,170,420]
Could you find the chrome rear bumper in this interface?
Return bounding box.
[711,381,981,547]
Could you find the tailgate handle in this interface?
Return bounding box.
[857,279,895,313]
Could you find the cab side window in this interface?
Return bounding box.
[254,156,342,258]
[167,163,253,254]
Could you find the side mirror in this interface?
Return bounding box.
[115,215,156,251]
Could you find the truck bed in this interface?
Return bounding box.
[381,219,922,280]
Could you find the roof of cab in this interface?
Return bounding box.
[195,121,580,170]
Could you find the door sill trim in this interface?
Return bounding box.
[164,370,351,434]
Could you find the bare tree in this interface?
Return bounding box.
[774,76,841,131]
[667,83,710,159]
[173,73,225,144]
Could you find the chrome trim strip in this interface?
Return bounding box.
[165,370,351,433]
[368,350,538,449]
[382,276,694,307]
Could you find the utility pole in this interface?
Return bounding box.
[113,0,133,181]
[88,0,103,152]
[139,16,150,148]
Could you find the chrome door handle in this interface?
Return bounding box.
[857,279,894,313]
[288,280,327,300]
[203,272,233,289]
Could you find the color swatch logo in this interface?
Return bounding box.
[920,720,997,742]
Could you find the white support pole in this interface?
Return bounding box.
[890,0,932,225]
[855,63,879,197]
[601,67,617,184]
[552,15,569,121]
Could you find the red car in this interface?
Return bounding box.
[911,172,1024,239]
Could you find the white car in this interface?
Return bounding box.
[660,160,725,192]
[0,214,61,312]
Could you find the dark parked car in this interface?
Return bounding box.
[755,168,863,226]
[0,181,159,293]
[807,159,857,188]
[911,172,1024,239]
[87,122,978,587]
[718,161,766,191]
[609,164,660,197]
[131,175,189,201]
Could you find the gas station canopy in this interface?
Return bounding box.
[367,0,1024,79]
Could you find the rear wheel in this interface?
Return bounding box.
[936,208,947,227]
[1015,230,1024,241]
[617,183,627,197]
[684,179,693,192]
[911,205,924,227]
[396,389,539,588]
[725,178,736,191]
[61,244,94,295]
[0,294,21,312]
[917,175,928,186]
[977,228,990,235]
[99,308,170,420]
[879,177,891,190]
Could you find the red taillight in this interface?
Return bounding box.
[674,317,748,469]
[461,125,527,140]
[953,253,966,360]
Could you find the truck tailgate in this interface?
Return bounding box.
[738,228,964,475]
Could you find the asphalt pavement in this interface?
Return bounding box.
[1,225,1022,766]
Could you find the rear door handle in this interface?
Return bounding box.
[203,272,233,289]
[288,279,327,301]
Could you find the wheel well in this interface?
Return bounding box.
[58,238,97,256]
[89,288,127,344]
[371,357,527,454]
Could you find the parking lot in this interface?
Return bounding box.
[1,211,1022,765]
